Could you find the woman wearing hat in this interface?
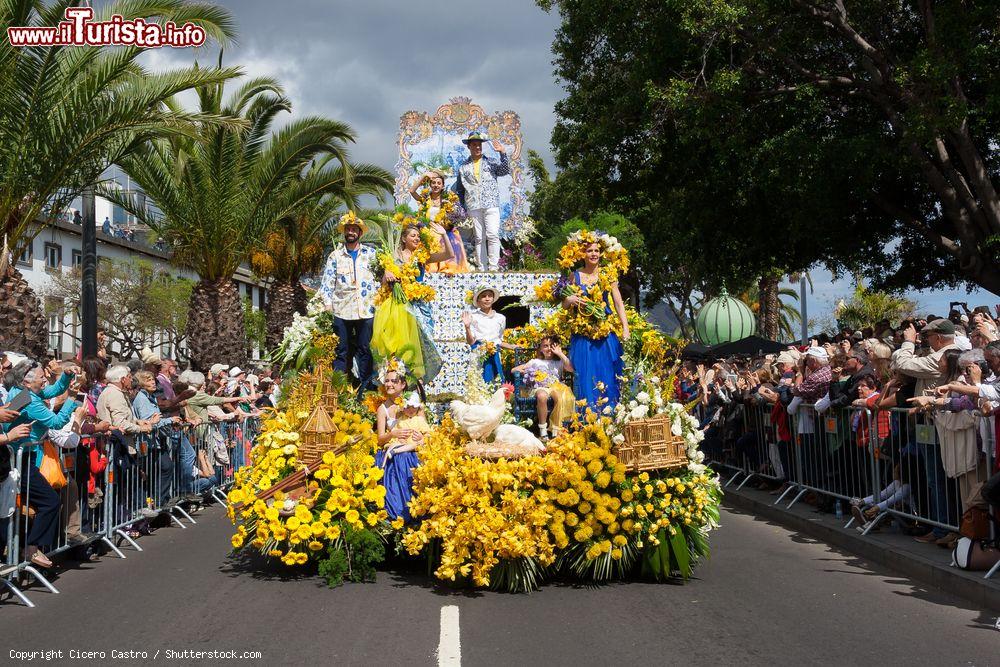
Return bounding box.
[454,132,510,271]
[409,169,469,273]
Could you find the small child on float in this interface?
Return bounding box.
[511,336,575,439]
[375,359,431,523]
[461,285,518,383]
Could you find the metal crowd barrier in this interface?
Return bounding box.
[713,399,998,580]
[0,416,260,608]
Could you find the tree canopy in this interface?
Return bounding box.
[537,0,1000,299]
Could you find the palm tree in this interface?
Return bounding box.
[252,157,392,349]
[738,282,802,342]
[110,69,363,370]
[0,0,238,356]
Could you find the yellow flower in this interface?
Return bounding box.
[345,509,360,525]
[391,517,405,530]
[308,540,325,552]
[366,512,379,526]
[325,525,342,541]
[231,534,244,549]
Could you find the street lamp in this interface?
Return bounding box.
[799,274,808,345]
[81,187,97,358]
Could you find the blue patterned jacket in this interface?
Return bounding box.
[454,152,510,211]
[318,244,378,320]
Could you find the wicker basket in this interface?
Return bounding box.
[614,415,687,473]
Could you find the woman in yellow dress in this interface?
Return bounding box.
[371,220,454,384]
[375,362,431,522]
[409,170,469,274]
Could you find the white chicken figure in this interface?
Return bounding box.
[450,387,508,440]
[492,424,545,454]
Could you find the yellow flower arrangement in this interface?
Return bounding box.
[374,248,436,305]
[401,414,720,590]
[227,399,388,566]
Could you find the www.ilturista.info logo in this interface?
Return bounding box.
[7,7,206,48]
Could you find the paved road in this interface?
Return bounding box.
[1,504,997,666]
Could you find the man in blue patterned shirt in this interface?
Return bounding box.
[318,212,377,391]
[454,131,510,271]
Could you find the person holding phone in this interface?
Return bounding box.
[1,363,80,569]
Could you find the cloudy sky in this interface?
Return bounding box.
[137,0,991,327]
[144,0,563,175]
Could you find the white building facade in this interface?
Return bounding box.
[18,214,268,361]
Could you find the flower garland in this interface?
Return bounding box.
[416,189,466,228]
[532,229,630,341]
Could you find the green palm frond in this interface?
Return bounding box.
[0,0,239,257]
[106,67,390,283]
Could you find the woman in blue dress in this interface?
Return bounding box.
[561,239,630,409]
[374,363,430,523]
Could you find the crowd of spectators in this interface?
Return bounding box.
[0,343,276,570]
[681,304,1000,552]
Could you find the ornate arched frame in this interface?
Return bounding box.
[395,96,526,240]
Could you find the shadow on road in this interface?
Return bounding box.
[724,503,999,631]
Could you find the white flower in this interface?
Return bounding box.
[612,433,626,445]
[687,462,707,474]
[671,418,683,436]
[636,391,650,405]
[282,499,296,512]
[602,406,612,415]
[628,400,638,410]
[694,450,705,463]
[650,376,660,384]
[630,405,649,420]
[282,444,296,456]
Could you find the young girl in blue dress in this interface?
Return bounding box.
[374,361,430,523]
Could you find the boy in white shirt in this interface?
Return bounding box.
[461,286,517,383]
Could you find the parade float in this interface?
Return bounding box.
[227,230,722,592]
[226,99,721,592]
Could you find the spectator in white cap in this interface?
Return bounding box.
[208,363,229,382]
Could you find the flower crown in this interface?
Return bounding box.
[390,211,420,228]
[377,357,408,386]
[419,166,453,179]
[339,210,365,229]
[558,228,630,279]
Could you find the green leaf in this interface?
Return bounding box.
[670,528,691,579]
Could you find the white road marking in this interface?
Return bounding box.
[437,605,461,666]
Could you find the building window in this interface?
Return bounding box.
[71,249,82,267]
[44,242,61,270]
[47,313,61,352]
[17,241,31,266]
